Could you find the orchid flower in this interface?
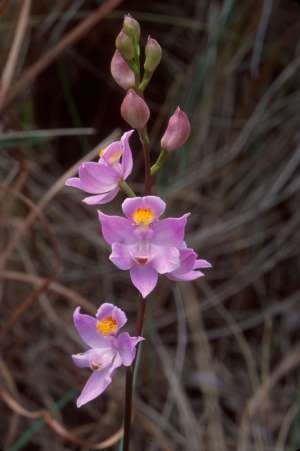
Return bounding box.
[65,130,134,205]
[98,196,210,298]
[72,303,143,407]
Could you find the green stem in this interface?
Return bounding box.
[150,149,168,176]
[139,70,152,93]
[128,43,140,90]
[119,180,136,197]
[138,128,152,195]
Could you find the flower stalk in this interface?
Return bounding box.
[121,123,150,451]
[150,149,169,176]
[119,180,136,197]
[65,13,211,451]
[138,127,152,195]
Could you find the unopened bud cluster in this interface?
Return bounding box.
[111,14,191,147]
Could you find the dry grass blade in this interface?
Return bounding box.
[0,0,32,107]
[238,344,300,451]
[153,330,201,451]
[0,389,123,449]
[1,277,51,339]
[0,0,10,17]
[0,0,125,113]
[0,269,95,313]
[0,130,120,269]
[182,284,226,451]
[135,410,175,451]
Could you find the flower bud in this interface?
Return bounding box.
[110,50,135,90]
[123,14,141,42]
[115,30,135,61]
[121,90,150,129]
[144,36,162,73]
[160,107,191,152]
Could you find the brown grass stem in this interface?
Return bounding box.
[0,0,125,114]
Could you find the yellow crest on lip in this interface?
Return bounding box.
[108,150,123,164]
[96,316,118,335]
[99,146,107,157]
[133,208,155,226]
[99,146,122,164]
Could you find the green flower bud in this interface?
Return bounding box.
[144,36,162,73]
[115,30,135,61]
[123,14,141,42]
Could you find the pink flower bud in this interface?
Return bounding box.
[160,107,191,152]
[121,90,150,129]
[123,14,141,42]
[144,36,162,73]
[110,50,135,90]
[115,30,134,61]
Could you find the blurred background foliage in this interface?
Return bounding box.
[1,0,300,450]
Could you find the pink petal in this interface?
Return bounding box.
[167,270,204,281]
[166,248,210,281]
[78,162,119,193]
[121,130,134,179]
[72,350,93,368]
[130,265,158,298]
[116,332,144,366]
[76,365,114,407]
[122,196,166,220]
[98,211,134,245]
[96,303,127,331]
[194,259,212,269]
[73,307,110,349]
[151,246,180,274]
[170,248,197,276]
[101,141,122,164]
[152,214,189,246]
[110,243,134,270]
[65,177,82,189]
[83,187,119,205]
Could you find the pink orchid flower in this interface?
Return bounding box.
[65,130,134,205]
[72,303,143,407]
[98,196,210,298]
